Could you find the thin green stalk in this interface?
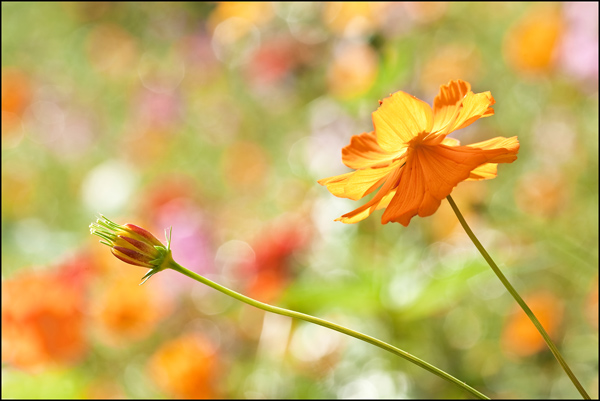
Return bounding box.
[446,195,590,400]
[167,259,489,400]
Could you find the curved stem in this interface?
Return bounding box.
[446,195,590,399]
[167,259,489,400]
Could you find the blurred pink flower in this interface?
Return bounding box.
[135,90,182,130]
[174,32,220,85]
[558,2,598,84]
[155,197,214,275]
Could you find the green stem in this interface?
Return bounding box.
[446,195,590,400]
[167,259,489,400]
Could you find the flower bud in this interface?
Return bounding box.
[90,215,172,284]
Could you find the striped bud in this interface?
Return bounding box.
[90,215,169,269]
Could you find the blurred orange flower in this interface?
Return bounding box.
[501,292,564,357]
[148,333,221,399]
[2,67,32,148]
[2,68,31,116]
[2,259,89,370]
[328,42,379,99]
[503,5,563,74]
[514,170,568,218]
[318,79,519,226]
[93,272,172,344]
[420,44,482,95]
[586,277,598,329]
[324,2,386,36]
[221,140,270,191]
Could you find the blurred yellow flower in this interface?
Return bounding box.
[208,2,274,33]
[85,23,138,78]
[323,2,386,36]
[328,42,379,99]
[404,2,448,24]
[420,44,482,95]
[1,162,36,218]
[319,80,519,226]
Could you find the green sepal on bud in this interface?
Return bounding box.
[90,214,173,285]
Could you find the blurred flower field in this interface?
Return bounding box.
[2,2,598,399]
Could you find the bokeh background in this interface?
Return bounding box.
[2,2,598,399]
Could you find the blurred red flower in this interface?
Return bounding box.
[244,218,310,303]
[246,38,297,86]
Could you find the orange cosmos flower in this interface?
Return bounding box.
[501,291,564,358]
[93,272,172,344]
[2,260,89,370]
[148,333,221,399]
[318,79,520,226]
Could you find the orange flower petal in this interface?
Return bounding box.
[381,139,519,226]
[449,91,496,132]
[318,161,400,201]
[372,91,434,152]
[342,131,400,169]
[441,136,460,146]
[345,163,397,200]
[467,163,498,181]
[335,163,403,224]
[465,136,520,163]
[380,151,442,226]
[442,136,506,181]
[317,172,354,198]
[340,187,399,224]
[432,79,471,134]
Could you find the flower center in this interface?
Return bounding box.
[408,131,444,149]
[408,132,430,148]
